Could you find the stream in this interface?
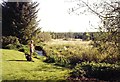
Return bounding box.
[35,50,44,56]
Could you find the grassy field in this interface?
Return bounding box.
[1,49,70,81]
[44,39,91,46]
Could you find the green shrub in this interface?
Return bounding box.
[18,45,29,54]
[2,36,20,48]
[54,56,70,67]
[5,44,18,50]
[43,44,102,67]
[35,46,43,51]
[44,55,70,67]
[43,41,120,68]
[33,52,38,58]
[3,43,24,50]
[70,62,120,81]
[44,55,55,63]
[70,64,86,78]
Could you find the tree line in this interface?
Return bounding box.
[50,32,95,41]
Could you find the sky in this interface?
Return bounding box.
[1,0,101,32]
[35,0,101,32]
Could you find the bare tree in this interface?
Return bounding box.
[67,0,120,61]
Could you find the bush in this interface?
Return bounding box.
[33,52,38,58]
[70,64,86,78]
[2,36,20,48]
[44,55,70,67]
[18,45,29,54]
[54,56,70,67]
[5,44,18,50]
[35,46,43,51]
[43,41,120,69]
[70,62,120,81]
[43,44,102,67]
[44,55,55,63]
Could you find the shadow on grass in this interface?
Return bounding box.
[2,80,69,82]
[6,60,29,62]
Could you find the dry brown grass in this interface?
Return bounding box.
[44,39,91,47]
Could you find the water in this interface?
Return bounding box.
[35,50,44,56]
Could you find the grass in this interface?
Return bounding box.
[44,39,91,46]
[43,39,119,64]
[43,40,101,64]
[1,49,70,81]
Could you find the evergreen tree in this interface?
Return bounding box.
[2,1,40,44]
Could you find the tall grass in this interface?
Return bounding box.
[43,40,119,68]
[42,40,120,81]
